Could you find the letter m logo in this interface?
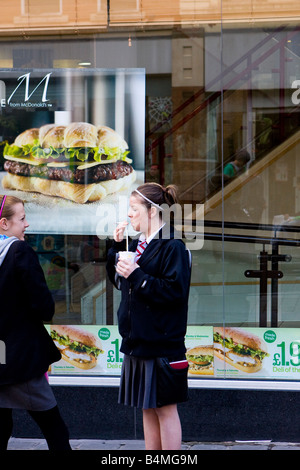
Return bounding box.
[8,72,52,104]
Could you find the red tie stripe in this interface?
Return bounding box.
[135,240,147,261]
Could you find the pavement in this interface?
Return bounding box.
[6,438,300,451]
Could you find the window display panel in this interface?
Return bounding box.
[27,234,110,324]
[0,68,145,236]
[1,22,300,385]
[207,23,300,381]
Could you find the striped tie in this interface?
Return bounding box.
[135,240,147,262]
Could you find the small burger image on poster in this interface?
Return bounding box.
[213,327,269,374]
[50,325,104,370]
[2,122,136,204]
[186,345,214,376]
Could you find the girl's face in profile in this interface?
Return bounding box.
[5,203,29,240]
[128,196,150,234]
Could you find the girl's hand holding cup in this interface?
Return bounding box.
[114,221,138,278]
[116,251,138,278]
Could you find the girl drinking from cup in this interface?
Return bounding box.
[106,183,191,450]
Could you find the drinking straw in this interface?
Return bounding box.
[125,225,129,251]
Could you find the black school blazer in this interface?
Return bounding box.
[106,226,191,358]
[0,240,61,385]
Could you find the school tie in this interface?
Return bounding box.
[135,240,147,262]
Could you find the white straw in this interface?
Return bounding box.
[125,226,129,251]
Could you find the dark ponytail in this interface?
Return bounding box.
[163,185,178,206]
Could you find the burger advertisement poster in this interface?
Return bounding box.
[0,68,145,236]
[186,326,300,381]
[47,325,124,376]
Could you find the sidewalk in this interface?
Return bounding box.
[7,438,300,450]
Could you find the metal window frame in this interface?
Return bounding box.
[49,375,300,391]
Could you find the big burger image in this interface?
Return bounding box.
[2,122,136,204]
[213,327,269,373]
[50,325,104,370]
[186,345,214,375]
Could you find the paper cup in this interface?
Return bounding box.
[119,251,136,263]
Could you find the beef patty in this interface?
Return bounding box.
[4,160,133,185]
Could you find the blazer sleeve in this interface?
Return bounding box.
[128,239,191,305]
[14,241,55,322]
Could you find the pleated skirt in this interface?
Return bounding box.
[118,355,157,409]
[0,374,57,411]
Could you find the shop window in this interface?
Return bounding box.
[13,48,53,68]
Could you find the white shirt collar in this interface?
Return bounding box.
[139,223,166,244]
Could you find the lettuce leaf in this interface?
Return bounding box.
[213,332,269,361]
[3,142,131,164]
[186,354,213,364]
[50,330,103,358]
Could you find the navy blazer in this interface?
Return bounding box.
[0,240,61,385]
[106,226,191,358]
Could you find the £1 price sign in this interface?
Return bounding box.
[264,329,300,377]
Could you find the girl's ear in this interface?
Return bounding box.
[0,218,8,231]
[149,206,158,218]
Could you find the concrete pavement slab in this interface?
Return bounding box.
[7,438,300,451]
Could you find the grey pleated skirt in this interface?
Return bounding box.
[0,374,57,411]
[118,355,157,409]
